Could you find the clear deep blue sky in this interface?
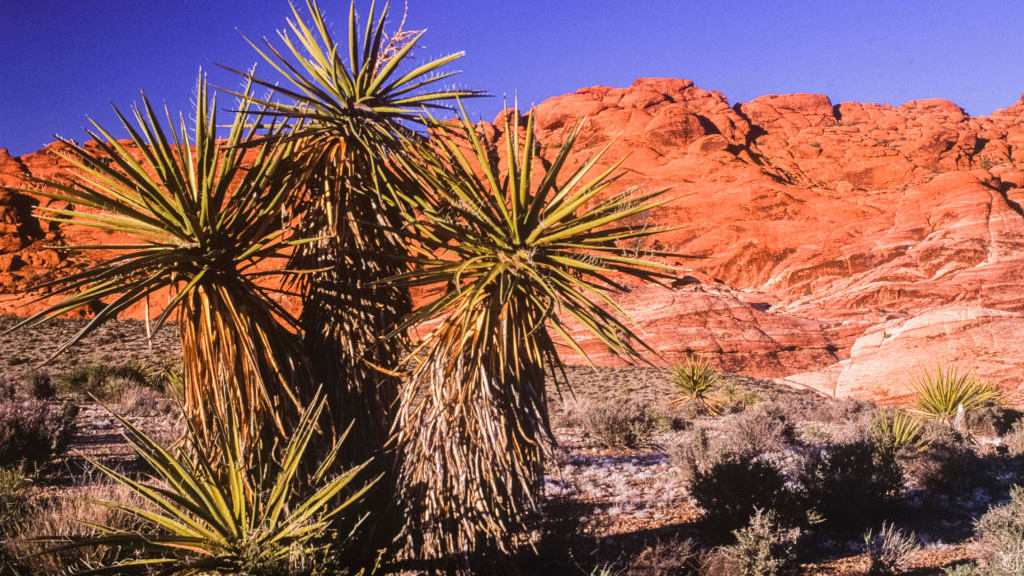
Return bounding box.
[2,1,1023,156]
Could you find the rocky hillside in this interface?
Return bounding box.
[4,77,1024,404]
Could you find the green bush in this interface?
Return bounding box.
[942,563,981,575]
[718,403,795,457]
[864,521,918,575]
[974,485,1024,576]
[27,372,55,400]
[581,399,659,449]
[54,361,157,401]
[715,508,800,576]
[871,410,926,458]
[798,441,903,530]
[691,455,796,532]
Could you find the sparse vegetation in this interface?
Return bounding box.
[0,388,77,468]
[691,455,794,532]
[798,441,904,530]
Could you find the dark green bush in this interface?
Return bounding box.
[27,372,55,400]
[54,361,156,401]
[798,441,903,530]
[692,455,796,533]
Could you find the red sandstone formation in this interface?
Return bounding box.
[4,78,1024,404]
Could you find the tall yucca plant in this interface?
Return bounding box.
[391,107,675,567]
[228,0,478,469]
[7,74,307,454]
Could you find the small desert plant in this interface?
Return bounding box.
[0,465,32,535]
[35,395,373,576]
[630,535,699,576]
[116,383,176,417]
[670,354,723,415]
[974,485,1024,576]
[798,441,903,530]
[691,455,794,532]
[0,397,78,468]
[27,372,55,400]
[670,427,718,483]
[864,521,918,575]
[912,364,1003,421]
[715,508,800,576]
[718,403,796,457]
[872,410,927,458]
[581,399,659,449]
[1005,419,1024,457]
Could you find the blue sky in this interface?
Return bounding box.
[2,1,1022,156]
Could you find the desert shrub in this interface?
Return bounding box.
[0,466,32,535]
[864,521,918,575]
[711,508,800,576]
[581,399,659,449]
[116,383,175,417]
[0,397,78,468]
[974,485,1024,576]
[871,410,926,458]
[904,422,983,495]
[942,564,981,576]
[967,406,1021,438]
[798,441,903,530]
[691,455,796,532]
[670,354,723,415]
[670,427,718,483]
[717,402,795,457]
[26,372,55,400]
[630,535,699,576]
[913,364,1003,421]
[1002,419,1024,457]
[54,361,156,401]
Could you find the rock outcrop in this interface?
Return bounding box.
[4,78,1024,404]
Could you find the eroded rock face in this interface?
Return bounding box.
[4,78,1024,405]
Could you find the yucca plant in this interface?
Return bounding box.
[871,410,927,457]
[669,353,723,415]
[6,74,308,455]
[31,394,374,575]
[390,105,675,568]
[911,363,1003,422]
[227,0,478,456]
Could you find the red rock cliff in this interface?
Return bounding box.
[5,78,1024,404]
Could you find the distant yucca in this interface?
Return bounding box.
[911,363,1002,421]
[670,354,723,415]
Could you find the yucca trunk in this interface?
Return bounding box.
[396,297,552,570]
[179,283,306,456]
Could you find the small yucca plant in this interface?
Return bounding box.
[32,394,374,576]
[391,105,675,567]
[911,364,1003,421]
[871,410,927,457]
[864,521,918,576]
[669,354,723,415]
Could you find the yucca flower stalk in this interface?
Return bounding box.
[227,0,479,470]
[7,74,308,455]
[31,394,374,576]
[390,106,676,568]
